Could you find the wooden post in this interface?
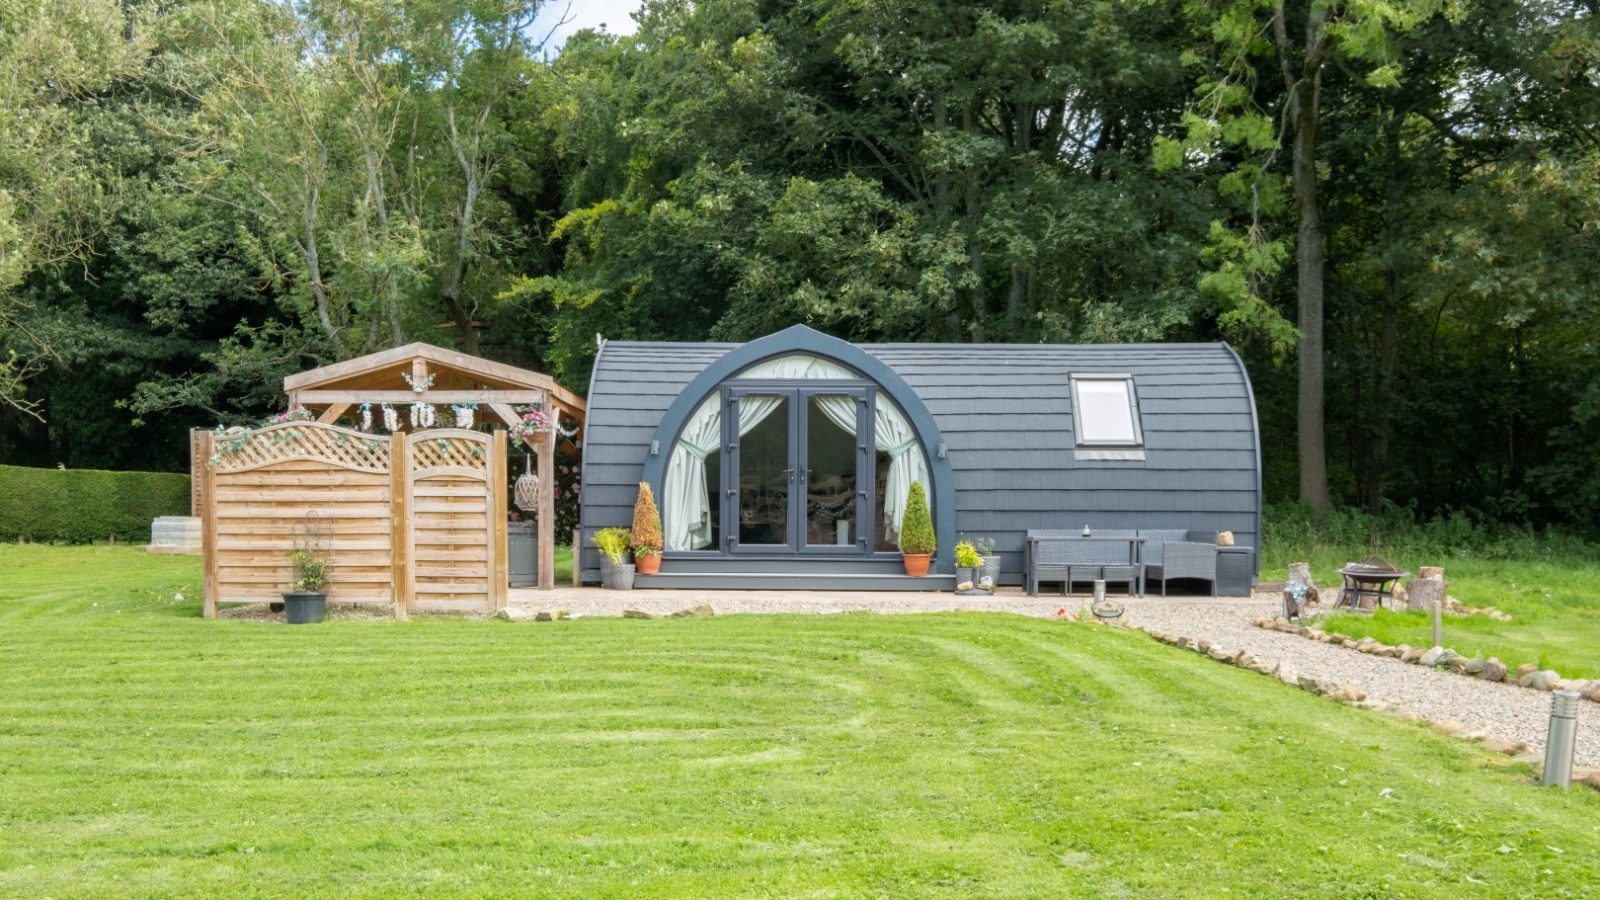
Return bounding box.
[572,527,581,587]
[537,428,555,590]
[199,431,218,618]
[491,430,509,610]
[390,435,411,620]
[189,428,205,517]
[1431,600,1443,648]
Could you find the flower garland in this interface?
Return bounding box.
[507,406,578,444]
[401,371,436,393]
[205,406,316,467]
[359,401,372,432]
[382,403,400,432]
[451,401,477,429]
[411,402,436,429]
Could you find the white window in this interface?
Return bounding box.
[1071,375,1144,458]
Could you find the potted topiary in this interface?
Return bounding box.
[594,527,634,590]
[899,481,935,576]
[631,481,663,575]
[283,547,328,624]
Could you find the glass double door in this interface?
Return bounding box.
[724,383,871,555]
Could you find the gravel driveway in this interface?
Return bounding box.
[510,587,1598,770]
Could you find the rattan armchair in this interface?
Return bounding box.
[1146,540,1217,597]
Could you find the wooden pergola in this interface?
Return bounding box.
[283,343,585,590]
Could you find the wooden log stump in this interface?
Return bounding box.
[1406,576,1448,612]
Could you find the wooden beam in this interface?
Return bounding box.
[489,402,520,429]
[411,357,429,391]
[391,435,413,619]
[284,343,430,391]
[295,389,548,405]
[316,403,351,425]
[200,431,218,618]
[491,431,509,610]
[537,428,555,590]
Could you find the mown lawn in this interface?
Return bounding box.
[2,547,1599,897]
[1264,545,1600,679]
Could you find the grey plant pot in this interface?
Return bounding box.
[600,560,636,591]
[979,556,1001,585]
[282,591,326,624]
[956,557,1001,593]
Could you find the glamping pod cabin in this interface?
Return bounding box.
[578,325,1262,591]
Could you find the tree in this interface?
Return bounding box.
[1160,0,1462,523]
[0,0,148,416]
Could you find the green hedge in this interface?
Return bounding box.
[0,464,192,544]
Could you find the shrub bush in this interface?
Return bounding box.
[0,464,191,544]
[899,482,935,555]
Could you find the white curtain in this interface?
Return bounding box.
[663,395,722,550]
[662,354,928,549]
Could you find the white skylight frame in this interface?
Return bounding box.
[1070,374,1145,458]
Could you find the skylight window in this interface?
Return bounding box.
[1071,375,1143,450]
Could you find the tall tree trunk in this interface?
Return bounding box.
[933,94,961,341]
[1364,268,1400,514]
[1364,130,1405,515]
[1291,76,1330,523]
[962,105,985,342]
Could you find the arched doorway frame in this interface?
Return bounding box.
[640,325,955,573]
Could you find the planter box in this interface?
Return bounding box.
[508,521,537,588]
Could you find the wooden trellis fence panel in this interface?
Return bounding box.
[200,421,507,617]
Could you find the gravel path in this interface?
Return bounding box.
[510,587,1599,769]
[1118,598,1600,769]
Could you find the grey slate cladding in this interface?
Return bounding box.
[580,339,1261,585]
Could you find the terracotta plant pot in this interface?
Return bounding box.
[635,551,661,575]
[902,553,932,577]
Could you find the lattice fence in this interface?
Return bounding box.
[200,422,506,617]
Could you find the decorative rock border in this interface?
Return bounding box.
[1251,617,1600,705]
[1107,618,1600,793]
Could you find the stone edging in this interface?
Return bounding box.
[1104,618,1600,793]
[1252,617,1600,706]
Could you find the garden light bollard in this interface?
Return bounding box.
[1542,690,1582,789]
[1093,580,1106,605]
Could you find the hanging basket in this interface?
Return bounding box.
[514,453,539,512]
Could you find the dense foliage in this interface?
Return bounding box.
[0,464,191,543]
[1,0,1596,534]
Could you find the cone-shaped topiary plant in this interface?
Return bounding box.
[631,481,663,557]
[899,481,935,555]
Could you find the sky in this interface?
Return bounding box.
[531,0,644,53]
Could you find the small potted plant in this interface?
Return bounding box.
[899,481,935,577]
[954,540,983,590]
[631,481,664,575]
[594,527,634,590]
[283,547,329,624]
[972,536,1000,587]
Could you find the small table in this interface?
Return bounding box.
[1336,565,1409,612]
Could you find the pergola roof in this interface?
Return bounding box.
[284,342,585,423]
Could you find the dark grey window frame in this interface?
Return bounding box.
[1070,373,1146,460]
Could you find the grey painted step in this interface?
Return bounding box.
[652,555,913,575]
[633,572,956,592]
